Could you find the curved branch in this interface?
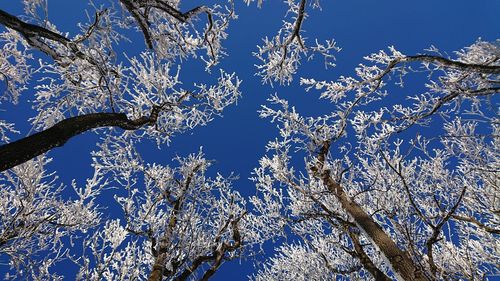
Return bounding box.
[0,108,161,172]
[406,55,500,74]
[333,53,499,140]
[348,54,499,95]
[73,9,108,44]
[139,1,209,23]
[119,0,154,48]
[0,9,70,44]
[0,8,108,70]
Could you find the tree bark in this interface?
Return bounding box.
[0,112,155,172]
[0,8,74,61]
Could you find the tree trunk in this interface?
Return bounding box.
[346,229,392,281]
[322,173,430,281]
[314,142,430,281]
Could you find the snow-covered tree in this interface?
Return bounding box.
[0,0,240,171]
[1,0,248,279]
[73,141,262,281]
[1,144,263,280]
[252,40,499,280]
[0,155,101,280]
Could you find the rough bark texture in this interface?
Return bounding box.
[0,112,156,172]
[314,142,431,281]
[331,179,429,280]
[0,8,74,61]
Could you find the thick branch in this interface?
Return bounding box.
[0,8,71,61]
[119,0,154,48]
[451,214,500,235]
[276,0,307,71]
[139,0,209,23]
[0,111,159,172]
[0,9,69,44]
[0,8,108,70]
[284,0,306,47]
[405,55,500,74]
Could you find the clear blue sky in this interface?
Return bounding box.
[1,0,499,279]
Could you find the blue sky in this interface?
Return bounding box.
[1,0,499,279]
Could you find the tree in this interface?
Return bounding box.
[251,41,499,280]
[1,0,499,280]
[1,145,262,280]
[0,155,100,280]
[75,142,261,281]
[0,0,240,171]
[1,0,249,279]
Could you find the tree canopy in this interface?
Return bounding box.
[0,0,498,280]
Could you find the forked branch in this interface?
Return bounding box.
[119,0,211,49]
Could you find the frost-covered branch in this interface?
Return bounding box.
[0,106,164,172]
[251,0,340,85]
[0,1,240,171]
[0,156,102,280]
